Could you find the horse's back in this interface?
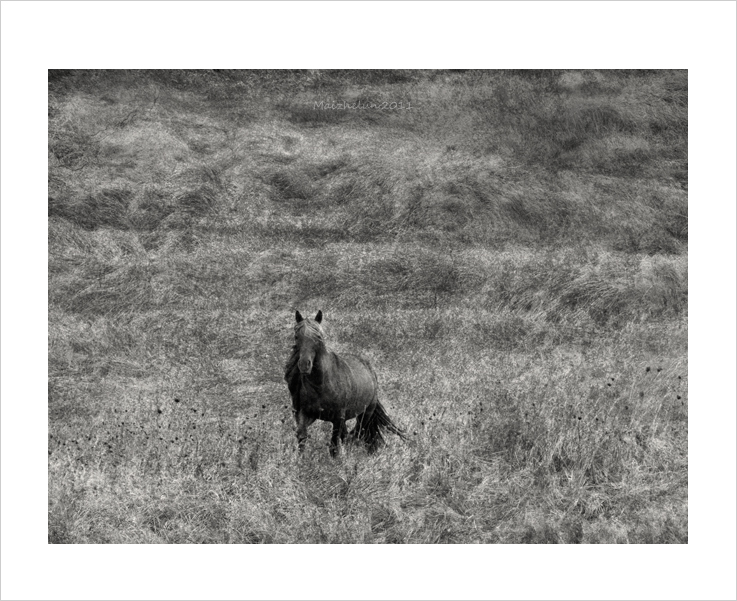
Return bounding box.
[332,352,377,396]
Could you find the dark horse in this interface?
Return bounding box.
[284,310,405,457]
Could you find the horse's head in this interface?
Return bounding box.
[294,310,324,375]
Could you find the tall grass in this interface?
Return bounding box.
[48,69,687,543]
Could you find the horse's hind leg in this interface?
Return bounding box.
[351,404,375,443]
[295,411,315,453]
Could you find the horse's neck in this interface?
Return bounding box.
[312,347,333,379]
[314,345,328,365]
[285,344,333,386]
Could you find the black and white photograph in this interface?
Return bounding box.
[46,67,691,544]
[2,2,736,600]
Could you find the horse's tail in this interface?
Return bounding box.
[353,401,407,453]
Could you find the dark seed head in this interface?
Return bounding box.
[657,367,662,372]
[639,391,645,398]
[174,398,180,403]
[677,395,681,400]
[646,367,651,372]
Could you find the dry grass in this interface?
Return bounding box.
[48,69,687,543]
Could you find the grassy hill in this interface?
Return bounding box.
[48,69,687,543]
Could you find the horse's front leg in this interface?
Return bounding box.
[330,414,346,458]
[295,410,315,453]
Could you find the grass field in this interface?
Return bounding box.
[48,69,687,544]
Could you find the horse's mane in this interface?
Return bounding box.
[294,319,326,346]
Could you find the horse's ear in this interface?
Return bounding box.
[295,310,303,323]
[315,310,323,323]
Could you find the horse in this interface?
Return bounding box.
[284,310,406,457]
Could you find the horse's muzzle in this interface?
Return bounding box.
[298,358,313,375]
